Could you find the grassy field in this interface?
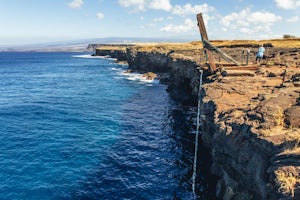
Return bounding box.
[96,38,300,53]
[210,38,300,48]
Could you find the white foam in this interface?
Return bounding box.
[120,71,159,84]
[72,54,116,60]
[111,65,160,85]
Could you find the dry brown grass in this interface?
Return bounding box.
[210,38,300,48]
[275,170,299,197]
[132,42,202,52]
[95,38,300,53]
[263,38,300,48]
[96,46,127,51]
[274,106,285,127]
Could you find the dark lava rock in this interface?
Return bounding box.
[285,106,300,128]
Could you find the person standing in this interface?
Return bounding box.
[256,44,265,63]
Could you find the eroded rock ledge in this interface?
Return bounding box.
[94,41,300,199]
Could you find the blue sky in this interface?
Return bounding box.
[0,0,299,45]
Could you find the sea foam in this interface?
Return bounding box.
[72,54,117,60]
[120,71,159,85]
[74,55,158,85]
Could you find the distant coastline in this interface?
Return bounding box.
[0,36,193,52]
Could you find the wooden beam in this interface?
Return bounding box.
[203,39,241,66]
[221,64,259,70]
[222,66,260,71]
[223,70,255,76]
[197,13,217,72]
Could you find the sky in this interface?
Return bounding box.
[0,0,299,45]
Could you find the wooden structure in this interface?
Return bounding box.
[196,13,260,75]
[196,13,217,72]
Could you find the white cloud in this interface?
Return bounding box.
[202,13,213,26]
[287,16,299,22]
[221,8,281,35]
[240,25,271,34]
[118,0,146,11]
[239,27,250,33]
[274,0,300,10]
[140,23,155,29]
[248,11,282,24]
[118,0,214,14]
[96,12,105,20]
[148,0,172,11]
[68,0,84,9]
[153,17,164,22]
[160,18,196,33]
[118,0,172,11]
[172,3,214,16]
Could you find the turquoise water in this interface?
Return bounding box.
[0,52,216,199]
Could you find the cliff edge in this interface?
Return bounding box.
[94,39,300,199]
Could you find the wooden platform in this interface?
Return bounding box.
[215,64,260,76]
[222,65,260,71]
[222,69,256,76]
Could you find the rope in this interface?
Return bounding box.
[192,69,203,198]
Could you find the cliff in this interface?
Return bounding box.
[95,45,127,61]
[94,40,300,199]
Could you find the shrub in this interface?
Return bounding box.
[283,35,297,39]
[275,170,298,197]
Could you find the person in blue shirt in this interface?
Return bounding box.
[256,44,265,63]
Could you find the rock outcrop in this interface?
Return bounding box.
[201,74,300,199]
[95,48,127,61]
[94,42,300,199]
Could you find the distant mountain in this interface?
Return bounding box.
[0,37,196,52]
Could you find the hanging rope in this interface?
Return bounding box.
[192,69,204,198]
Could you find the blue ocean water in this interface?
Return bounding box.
[0,52,216,199]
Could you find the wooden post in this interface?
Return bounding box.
[241,50,244,65]
[197,13,216,72]
[246,49,250,66]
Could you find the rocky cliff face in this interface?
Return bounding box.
[201,74,300,199]
[95,44,300,199]
[126,48,170,72]
[125,46,201,104]
[95,48,127,61]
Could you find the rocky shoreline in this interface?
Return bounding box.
[94,41,300,199]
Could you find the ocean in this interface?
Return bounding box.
[0,52,216,199]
